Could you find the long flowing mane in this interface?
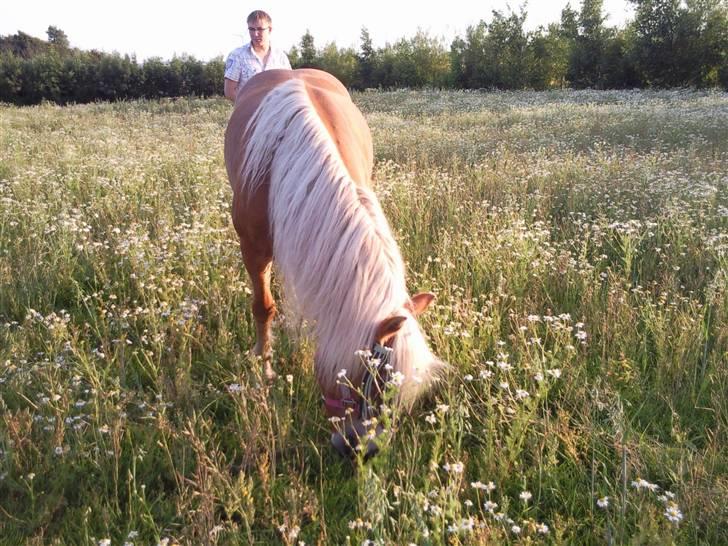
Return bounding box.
[237,78,437,401]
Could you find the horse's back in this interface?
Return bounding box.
[224,69,373,192]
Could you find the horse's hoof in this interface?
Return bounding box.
[248,348,276,380]
[263,361,277,381]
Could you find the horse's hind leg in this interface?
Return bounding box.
[241,245,277,380]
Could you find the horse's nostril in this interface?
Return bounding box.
[331,430,354,458]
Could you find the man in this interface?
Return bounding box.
[224,10,291,101]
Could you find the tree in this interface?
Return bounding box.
[287,46,300,67]
[487,8,530,88]
[527,24,571,89]
[629,0,728,87]
[0,31,49,58]
[681,0,728,86]
[21,53,63,104]
[202,56,224,96]
[375,31,450,88]
[450,22,488,88]
[450,8,532,89]
[299,30,317,67]
[560,3,581,40]
[358,27,377,88]
[0,52,23,102]
[46,26,69,49]
[600,26,641,87]
[319,43,359,87]
[568,0,609,87]
[628,0,683,85]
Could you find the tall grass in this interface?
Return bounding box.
[0,89,726,545]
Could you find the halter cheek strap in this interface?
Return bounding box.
[323,344,393,419]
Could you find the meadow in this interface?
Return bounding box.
[0,87,726,545]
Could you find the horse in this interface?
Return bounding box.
[224,68,442,456]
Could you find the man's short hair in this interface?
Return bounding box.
[247,10,272,25]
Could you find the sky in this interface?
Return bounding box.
[2,1,635,62]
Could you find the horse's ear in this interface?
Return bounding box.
[409,292,436,316]
[376,315,407,345]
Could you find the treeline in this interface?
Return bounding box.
[0,28,224,105]
[304,0,728,90]
[1,0,727,105]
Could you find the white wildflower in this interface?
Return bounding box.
[443,461,464,473]
[389,371,405,387]
[664,503,683,524]
[470,480,496,492]
[631,478,659,491]
[497,361,512,371]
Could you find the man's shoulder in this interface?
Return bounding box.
[226,44,251,59]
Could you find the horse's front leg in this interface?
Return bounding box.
[241,245,277,380]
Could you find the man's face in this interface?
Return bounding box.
[248,19,271,50]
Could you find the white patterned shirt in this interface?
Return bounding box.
[224,42,291,88]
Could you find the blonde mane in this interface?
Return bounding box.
[238,79,438,402]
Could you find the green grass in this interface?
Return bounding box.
[1,89,727,545]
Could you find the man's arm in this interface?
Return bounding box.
[224,78,238,102]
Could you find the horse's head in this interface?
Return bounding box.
[328,291,442,458]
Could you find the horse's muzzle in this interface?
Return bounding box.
[331,419,384,460]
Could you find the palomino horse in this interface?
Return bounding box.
[224,68,441,456]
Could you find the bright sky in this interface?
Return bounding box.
[2,1,634,61]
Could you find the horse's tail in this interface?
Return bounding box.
[239,78,440,405]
